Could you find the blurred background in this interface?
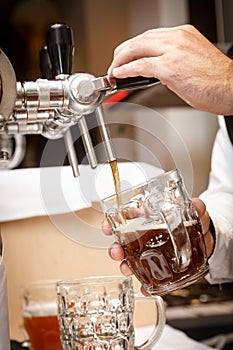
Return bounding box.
[0,0,224,195]
[1,0,233,347]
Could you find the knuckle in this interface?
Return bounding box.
[176,24,196,41]
[142,28,156,37]
[132,57,151,76]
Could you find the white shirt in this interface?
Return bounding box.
[200,116,233,284]
[0,239,10,350]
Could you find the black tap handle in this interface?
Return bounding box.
[39,46,53,79]
[46,23,74,76]
[115,76,160,91]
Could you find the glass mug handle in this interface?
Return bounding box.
[134,294,165,350]
[147,192,192,273]
[161,203,192,273]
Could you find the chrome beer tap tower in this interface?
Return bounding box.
[0,23,159,176]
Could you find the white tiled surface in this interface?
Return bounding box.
[0,162,163,221]
[166,301,233,320]
[136,325,213,350]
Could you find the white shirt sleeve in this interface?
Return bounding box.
[200,116,233,284]
[0,236,10,350]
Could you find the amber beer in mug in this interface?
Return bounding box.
[102,169,209,296]
[21,280,62,350]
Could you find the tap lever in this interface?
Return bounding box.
[39,46,53,79]
[114,76,160,91]
[46,23,74,76]
[92,75,160,94]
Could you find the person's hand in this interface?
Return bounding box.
[108,24,233,116]
[102,219,133,278]
[102,197,215,278]
[192,198,215,257]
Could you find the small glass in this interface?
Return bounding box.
[21,280,62,350]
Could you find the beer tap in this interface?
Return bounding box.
[0,23,160,175]
[41,24,80,177]
[41,23,112,175]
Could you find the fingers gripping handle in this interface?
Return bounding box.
[161,203,192,272]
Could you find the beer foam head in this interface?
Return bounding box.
[184,220,198,227]
[118,217,198,234]
[119,217,167,233]
[23,301,57,317]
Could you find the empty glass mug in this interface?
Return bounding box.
[102,169,209,296]
[56,275,165,350]
[21,280,62,350]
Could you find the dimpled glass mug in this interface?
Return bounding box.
[56,276,165,350]
[102,169,209,296]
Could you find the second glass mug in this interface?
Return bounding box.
[56,275,165,350]
[102,169,209,296]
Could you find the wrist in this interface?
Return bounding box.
[0,233,2,258]
[206,218,216,258]
[224,59,233,115]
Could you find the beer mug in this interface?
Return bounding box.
[21,280,62,350]
[56,275,165,350]
[102,169,209,296]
